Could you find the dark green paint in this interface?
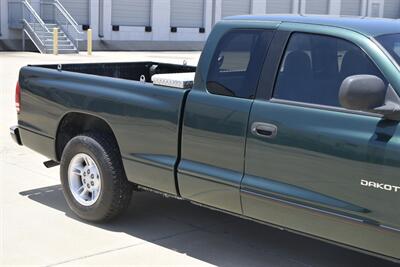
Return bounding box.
[19,63,189,195]
[226,14,400,37]
[178,90,253,213]
[16,16,400,261]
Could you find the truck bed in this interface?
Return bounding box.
[18,61,196,194]
[31,61,196,84]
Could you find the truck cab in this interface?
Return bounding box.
[180,16,400,261]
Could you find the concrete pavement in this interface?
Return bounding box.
[0,51,397,267]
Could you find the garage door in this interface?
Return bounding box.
[59,0,89,25]
[305,0,329,14]
[266,0,293,14]
[221,0,251,18]
[341,0,362,16]
[112,0,151,26]
[383,0,400,18]
[171,0,204,28]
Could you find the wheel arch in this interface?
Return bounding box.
[55,112,121,163]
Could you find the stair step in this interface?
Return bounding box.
[38,36,68,40]
[30,23,57,26]
[31,30,63,35]
[44,40,72,45]
[37,32,66,36]
[29,26,60,31]
[41,38,69,42]
[42,35,68,38]
[30,25,60,29]
[43,37,70,41]
[35,29,65,33]
[46,49,78,54]
[42,39,70,43]
[36,29,63,33]
[45,44,75,49]
[39,37,71,43]
[37,35,67,39]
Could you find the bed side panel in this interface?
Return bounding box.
[18,66,187,195]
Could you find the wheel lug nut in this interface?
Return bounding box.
[91,174,94,178]
[91,181,94,186]
[87,170,90,174]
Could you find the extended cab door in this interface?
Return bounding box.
[241,28,400,257]
[178,26,275,213]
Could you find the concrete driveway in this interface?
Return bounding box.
[0,51,398,267]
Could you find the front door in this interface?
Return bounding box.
[241,31,400,255]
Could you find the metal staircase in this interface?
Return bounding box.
[9,0,84,54]
[26,22,77,53]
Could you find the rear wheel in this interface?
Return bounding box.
[60,133,133,222]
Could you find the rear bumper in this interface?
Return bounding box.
[10,125,22,145]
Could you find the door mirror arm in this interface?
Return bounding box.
[373,102,400,119]
[372,86,400,120]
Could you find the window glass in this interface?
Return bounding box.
[273,33,386,107]
[376,33,400,67]
[207,30,273,99]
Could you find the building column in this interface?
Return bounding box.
[213,0,222,24]
[360,0,368,16]
[251,0,266,14]
[151,0,170,40]
[299,0,306,14]
[90,0,99,40]
[292,0,301,13]
[102,0,112,39]
[204,0,213,34]
[0,0,6,37]
[329,0,341,15]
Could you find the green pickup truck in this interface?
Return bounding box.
[10,15,400,262]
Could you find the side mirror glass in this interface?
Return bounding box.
[339,75,386,111]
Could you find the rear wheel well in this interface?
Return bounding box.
[55,113,119,161]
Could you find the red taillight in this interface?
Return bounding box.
[15,82,21,114]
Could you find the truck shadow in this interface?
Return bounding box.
[20,185,397,267]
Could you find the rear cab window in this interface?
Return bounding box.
[207,29,274,99]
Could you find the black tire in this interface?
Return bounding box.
[60,133,133,222]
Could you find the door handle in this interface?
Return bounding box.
[251,122,278,139]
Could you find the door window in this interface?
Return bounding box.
[376,33,400,66]
[207,29,273,99]
[273,33,386,107]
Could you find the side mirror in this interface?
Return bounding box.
[339,75,400,120]
[339,75,386,111]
